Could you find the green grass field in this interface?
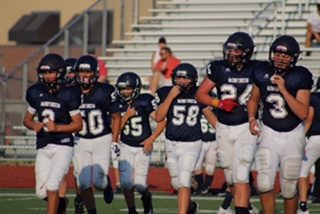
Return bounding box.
[1,189,320,214]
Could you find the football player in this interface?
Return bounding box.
[298,78,320,214]
[73,55,121,214]
[115,72,166,214]
[195,32,259,214]
[155,63,217,214]
[23,53,83,214]
[247,35,313,214]
[63,57,78,87]
[62,57,87,214]
[193,108,217,196]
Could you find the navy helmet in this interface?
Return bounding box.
[116,72,142,102]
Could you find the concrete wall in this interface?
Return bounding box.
[0,0,153,45]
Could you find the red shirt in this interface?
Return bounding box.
[155,57,181,79]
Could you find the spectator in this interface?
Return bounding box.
[149,47,181,94]
[305,3,320,56]
[88,47,108,83]
[151,37,167,73]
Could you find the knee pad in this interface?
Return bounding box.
[135,175,148,193]
[224,168,233,186]
[235,144,254,183]
[256,148,273,193]
[77,167,92,190]
[119,160,134,190]
[178,154,198,188]
[257,173,273,193]
[36,185,47,200]
[171,177,179,190]
[281,179,298,199]
[92,165,108,190]
[167,158,179,189]
[205,163,215,175]
[281,157,301,198]
[179,170,193,188]
[204,147,217,175]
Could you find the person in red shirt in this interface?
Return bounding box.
[88,47,108,83]
[149,47,181,94]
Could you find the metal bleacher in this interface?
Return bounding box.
[103,0,320,84]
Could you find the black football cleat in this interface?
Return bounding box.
[103,175,114,204]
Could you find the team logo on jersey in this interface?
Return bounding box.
[263,74,269,79]
[225,68,231,73]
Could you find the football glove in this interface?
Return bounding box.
[215,99,239,112]
[111,142,120,161]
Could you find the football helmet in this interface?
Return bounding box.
[269,35,300,74]
[63,57,77,86]
[223,32,254,69]
[172,63,198,92]
[37,53,65,91]
[116,72,142,102]
[74,55,99,89]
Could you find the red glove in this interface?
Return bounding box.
[218,99,239,112]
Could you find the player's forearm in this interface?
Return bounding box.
[23,120,36,131]
[120,114,130,130]
[23,112,38,131]
[203,107,218,128]
[281,89,309,120]
[155,98,173,122]
[55,122,82,133]
[112,112,121,142]
[247,98,259,120]
[195,91,216,107]
[304,107,314,134]
[150,120,166,141]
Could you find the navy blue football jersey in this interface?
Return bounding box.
[156,86,205,142]
[118,93,157,147]
[206,60,260,125]
[201,111,216,142]
[26,83,81,149]
[252,62,313,132]
[75,83,119,139]
[306,92,320,137]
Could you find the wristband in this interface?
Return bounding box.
[212,98,220,108]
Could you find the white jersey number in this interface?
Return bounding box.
[79,109,104,136]
[41,109,55,132]
[172,105,199,126]
[220,84,252,105]
[123,117,143,137]
[266,93,288,119]
[201,117,215,134]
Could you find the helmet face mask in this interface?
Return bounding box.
[270,51,293,72]
[269,35,300,74]
[118,86,135,102]
[116,72,141,102]
[74,55,99,90]
[223,32,254,69]
[78,70,97,90]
